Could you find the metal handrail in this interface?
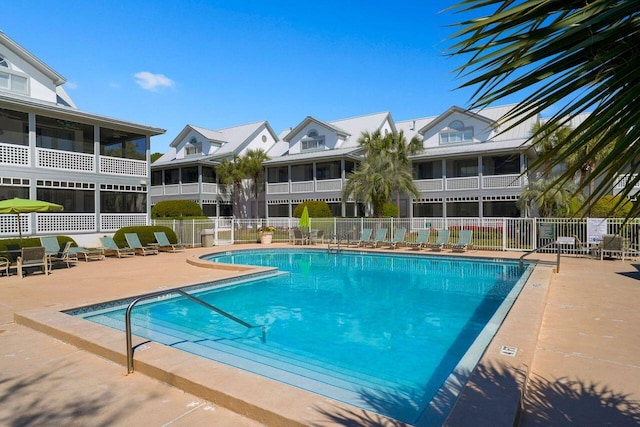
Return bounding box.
[126,288,266,374]
[328,234,346,253]
[519,240,561,271]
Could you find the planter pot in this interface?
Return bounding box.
[260,233,273,244]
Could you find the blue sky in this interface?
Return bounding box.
[2,1,518,153]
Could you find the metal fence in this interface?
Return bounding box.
[152,217,640,254]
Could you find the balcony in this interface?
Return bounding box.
[267,179,345,195]
[151,182,219,197]
[0,142,30,166]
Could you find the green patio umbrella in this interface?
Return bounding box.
[0,198,63,240]
[298,205,310,233]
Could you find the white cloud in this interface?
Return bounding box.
[134,71,175,92]
[66,81,78,90]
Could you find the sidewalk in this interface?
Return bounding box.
[1,245,639,426]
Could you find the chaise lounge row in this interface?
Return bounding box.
[350,228,473,252]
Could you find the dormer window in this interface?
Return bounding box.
[440,120,473,144]
[0,55,28,95]
[185,138,202,156]
[301,129,325,151]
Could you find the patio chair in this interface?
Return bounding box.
[292,229,307,245]
[99,236,135,258]
[17,246,48,277]
[407,229,431,250]
[70,246,105,262]
[450,230,473,252]
[125,233,159,256]
[384,228,406,249]
[573,235,595,258]
[309,230,325,245]
[355,228,373,247]
[427,229,450,251]
[0,256,9,277]
[154,231,186,252]
[364,228,388,248]
[597,234,626,261]
[49,241,79,268]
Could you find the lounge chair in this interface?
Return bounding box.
[450,230,473,252]
[355,228,373,247]
[154,231,186,252]
[17,246,48,277]
[427,229,450,251]
[125,233,159,256]
[407,229,431,250]
[99,236,135,258]
[384,228,406,249]
[365,228,388,248]
[70,246,106,261]
[40,236,61,257]
[309,230,325,245]
[49,241,79,268]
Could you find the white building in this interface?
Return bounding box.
[0,31,164,245]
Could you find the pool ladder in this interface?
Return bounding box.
[327,234,347,254]
[125,288,266,374]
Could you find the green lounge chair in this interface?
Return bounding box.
[100,236,135,258]
[70,246,105,261]
[428,229,450,251]
[384,228,406,249]
[40,236,61,257]
[49,241,79,268]
[355,228,373,247]
[125,233,159,256]
[450,230,473,252]
[365,228,388,248]
[154,231,186,252]
[408,229,431,250]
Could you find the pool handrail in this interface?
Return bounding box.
[519,240,560,271]
[125,288,266,374]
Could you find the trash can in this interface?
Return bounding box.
[201,229,214,247]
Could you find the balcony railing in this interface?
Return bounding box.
[446,176,480,190]
[316,178,343,192]
[100,155,147,177]
[482,174,527,189]
[0,142,30,166]
[37,147,94,172]
[415,178,444,192]
[267,179,345,195]
[267,182,289,194]
[291,180,315,193]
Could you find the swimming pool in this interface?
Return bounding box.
[72,249,532,425]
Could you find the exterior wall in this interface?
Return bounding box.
[1,47,57,103]
[421,112,494,148]
[288,123,343,154]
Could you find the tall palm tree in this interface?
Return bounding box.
[215,155,245,218]
[343,153,396,217]
[517,179,581,218]
[450,0,640,218]
[241,148,270,219]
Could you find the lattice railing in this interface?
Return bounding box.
[100,213,148,231]
[0,142,29,166]
[316,178,343,192]
[0,214,29,237]
[37,213,96,233]
[267,182,289,194]
[100,156,148,177]
[37,148,94,172]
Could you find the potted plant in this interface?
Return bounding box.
[258,225,276,244]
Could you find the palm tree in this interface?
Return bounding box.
[343,154,396,217]
[215,155,245,218]
[241,148,270,219]
[517,179,582,218]
[450,1,640,218]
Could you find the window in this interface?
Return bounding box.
[151,170,163,185]
[301,129,325,151]
[440,120,473,144]
[36,116,94,154]
[483,155,520,175]
[164,168,179,185]
[316,161,341,180]
[202,166,216,183]
[0,56,29,95]
[413,161,442,179]
[182,166,199,183]
[37,188,95,213]
[268,166,288,183]
[291,164,313,182]
[0,108,29,145]
[450,158,478,177]
[100,128,146,160]
[100,191,146,213]
[185,138,202,156]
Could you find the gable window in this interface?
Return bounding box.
[185,138,202,156]
[0,55,28,95]
[301,129,325,151]
[440,120,473,144]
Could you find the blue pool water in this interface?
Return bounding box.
[72,249,532,425]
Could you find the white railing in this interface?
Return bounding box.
[415,178,444,192]
[150,186,163,196]
[100,213,148,231]
[267,182,289,194]
[202,183,218,194]
[614,174,640,189]
[482,174,526,189]
[37,147,95,172]
[37,213,96,233]
[291,181,315,193]
[446,176,480,190]
[180,183,199,194]
[0,142,29,166]
[0,214,29,237]
[316,178,343,192]
[100,156,148,177]
[163,184,180,195]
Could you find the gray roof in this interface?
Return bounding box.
[0,31,66,86]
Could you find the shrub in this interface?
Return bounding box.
[381,202,399,218]
[151,200,203,218]
[590,195,633,218]
[292,200,333,218]
[113,225,178,247]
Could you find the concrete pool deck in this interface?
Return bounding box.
[1,244,639,426]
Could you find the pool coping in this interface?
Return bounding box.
[14,252,554,427]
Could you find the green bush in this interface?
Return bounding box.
[382,202,399,218]
[292,200,333,218]
[113,225,178,247]
[590,195,633,218]
[151,200,203,218]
